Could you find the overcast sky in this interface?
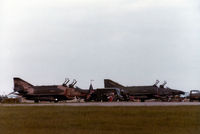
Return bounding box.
[0,0,200,94]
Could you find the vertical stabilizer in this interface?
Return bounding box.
[13,77,33,93]
[104,79,124,88]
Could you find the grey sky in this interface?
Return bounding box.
[0,0,200,94]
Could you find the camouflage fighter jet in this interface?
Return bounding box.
[13,77,89,103]
[104,79,185,102]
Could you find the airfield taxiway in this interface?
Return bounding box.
[1,102,200,106]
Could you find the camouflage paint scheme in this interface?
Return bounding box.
[104,79,185,102]
[13,78,89,102]
[13,78,185,103]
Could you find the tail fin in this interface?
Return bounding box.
[13,77,33,93]
[104,79,124,88]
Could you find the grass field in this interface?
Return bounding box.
[0,106,200,134]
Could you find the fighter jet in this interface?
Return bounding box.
[104,79,185,102]
[13,77,89,103]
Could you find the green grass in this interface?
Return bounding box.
[0,106,200,134]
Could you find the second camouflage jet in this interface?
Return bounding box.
[104,79,185,102]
